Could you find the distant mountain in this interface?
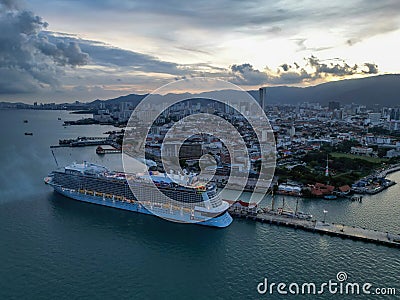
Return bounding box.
[252,74,400,106]
[90,93,148,107]
[95,74,400,107]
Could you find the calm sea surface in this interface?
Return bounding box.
[0,110,399,299]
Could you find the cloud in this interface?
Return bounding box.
[1,0,389,100]
[228,63,310,86]
[280,64,290,72]
[0,1,89,94]
[44,32,201,76]
[36,36,88,66]
[274,68,313,84]
[306,56,359,76]
[228,56,379,86]
[293,38,333,52]
[229,64,268,85]
[344,2,400,46]
[43,32,232,81]
[0,68,40,93]
[35,0,400,50]
[363,63,378,74]
[0,0,20,10]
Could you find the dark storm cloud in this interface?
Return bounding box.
[0,1,88,94]
[36,36,88,66]
[0,68,39,93]
[0,0,20,10]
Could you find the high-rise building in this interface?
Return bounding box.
[328,101,340,111]
[390,108,400,120]
[259,87,266,111]
[368,112,381,125]
[289,125,295,138]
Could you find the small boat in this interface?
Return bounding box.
[58,117,62,120]
[324,195,337,200]
[23,120,28,123]
[350,196,362,202]
[296,212,313,220]
[96,146,105,155]
[24,132,33,136]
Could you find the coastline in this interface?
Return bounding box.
[351,163,400,195]
[277,164,400,199]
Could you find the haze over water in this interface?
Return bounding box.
[1,110,399,299]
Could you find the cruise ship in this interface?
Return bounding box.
[44,162,233,227]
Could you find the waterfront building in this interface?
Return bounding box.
[350,146,374,156]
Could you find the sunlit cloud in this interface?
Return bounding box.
[0,0,399,102]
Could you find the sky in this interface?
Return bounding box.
[0,0,399,102]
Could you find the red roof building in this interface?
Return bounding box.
[310,183,335,196]
[338,185,351,193]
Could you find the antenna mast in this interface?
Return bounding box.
[325,154,329,177]
[51,149,59,167]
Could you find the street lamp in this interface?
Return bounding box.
[323,209,328,223]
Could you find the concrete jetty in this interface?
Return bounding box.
[96,146,122,155]
[376,163,400,177]
[229,208,400,248]
[51,136,121,149]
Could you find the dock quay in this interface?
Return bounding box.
[228,208,400,248]
[96,146,122,155]
[351,164,400,195]
[51,136,121,149]
[376,163,400,177]
[352,178,397,195]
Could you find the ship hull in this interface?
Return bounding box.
[52,186,233,228]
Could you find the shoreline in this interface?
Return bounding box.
[277,164,400,199]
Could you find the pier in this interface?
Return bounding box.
[51,136,121,149]
[350,163,400,195]
[96,146,122,155]
[229,208,400,248]
[376,163,400,177]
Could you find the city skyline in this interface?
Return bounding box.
[1,0,399,102]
